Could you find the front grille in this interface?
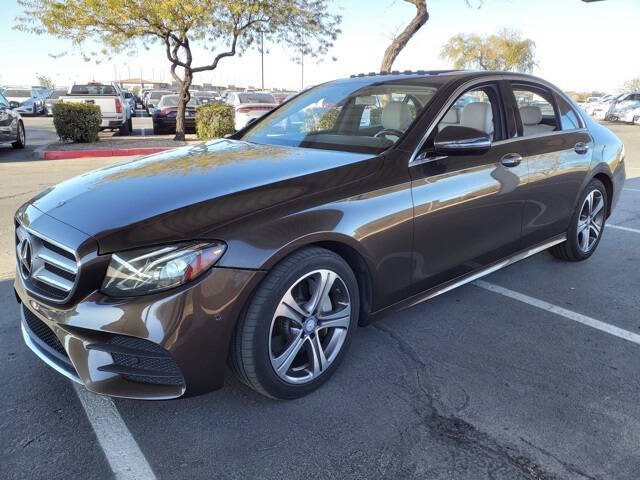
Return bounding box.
[22,305,68,357]
[90,335,184,386]
[15,224,79,302]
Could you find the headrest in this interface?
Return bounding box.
[460,102,493,134]
[441,108,458,124]
[382,101,412,131]
[520,105,542,125]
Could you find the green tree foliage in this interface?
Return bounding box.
[440,28,536,73]
[16,0,341,141]
[52,102,101,142]
[196,103,236,140]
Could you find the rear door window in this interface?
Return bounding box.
[510,84,559,137]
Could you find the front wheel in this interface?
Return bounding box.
[549,179,607,261]
[231,247,359,399]
[12,122,25,149]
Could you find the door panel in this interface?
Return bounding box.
[409,140,528,294]
[519,130,593,246]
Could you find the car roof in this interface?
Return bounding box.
[325,69,556,90]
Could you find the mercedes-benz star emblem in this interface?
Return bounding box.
[19,238,33,277]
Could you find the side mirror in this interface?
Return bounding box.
[434,125,491,156]
[9,101,19,109]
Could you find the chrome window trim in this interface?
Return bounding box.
[491,127,589,146]
[408,74,589,167]
[15,221,81,304]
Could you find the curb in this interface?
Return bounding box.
[43,147,172,160]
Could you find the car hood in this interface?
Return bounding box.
[6,96,30,103]
[30,139,376,253]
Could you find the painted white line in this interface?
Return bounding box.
[74,384,156,480]
[623,187,640,192]
[607,224,640,234]
[473,280,640,346]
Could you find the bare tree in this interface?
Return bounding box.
[380,0,481,73]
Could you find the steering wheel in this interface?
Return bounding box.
[374,128,404,139]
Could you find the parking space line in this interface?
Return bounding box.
[74,384,156,480]
[623,188,640,192]
[607,224,640,234]
[473,280,640,346]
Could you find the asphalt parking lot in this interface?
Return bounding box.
[1,122,639,480]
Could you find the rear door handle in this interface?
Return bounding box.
[501,153,522,167]
[575,142,589,155]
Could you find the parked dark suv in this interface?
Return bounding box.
[14,71,625,400]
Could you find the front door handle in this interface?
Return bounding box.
[501,153,522,167]
[574,142,589,155]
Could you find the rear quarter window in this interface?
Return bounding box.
[555,95,583,130]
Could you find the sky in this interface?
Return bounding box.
[1,0,639,93]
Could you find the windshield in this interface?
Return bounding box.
[70,84,118,95]
[241,80,439,154]
[238,93,276,104]
[5,89,31,97]
[150,91,172,100]
[158,95,199,108]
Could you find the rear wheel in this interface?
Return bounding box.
[549,179,607,261]
[231,247,359,399]
[11,122,25,149]
[118,117,131,136]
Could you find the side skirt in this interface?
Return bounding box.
[369,234,567,321]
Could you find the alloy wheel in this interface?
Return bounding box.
[577,189,605,253]
[269,269,351,384]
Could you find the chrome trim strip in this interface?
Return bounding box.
[22,223,78,258]
[404,235,567,310]
[20,321,82,385]
[32,269,74,292]
[491,128,588,147]
[37,251,78,274]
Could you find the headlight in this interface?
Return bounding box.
[101,242,226,296]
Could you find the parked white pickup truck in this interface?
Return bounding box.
[59,83,132,135]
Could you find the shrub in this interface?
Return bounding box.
[52,103,101,143]
[195,103,236,140]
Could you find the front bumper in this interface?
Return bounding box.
[15,242,265,400]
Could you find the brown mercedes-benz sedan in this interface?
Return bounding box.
[14,71,625,400]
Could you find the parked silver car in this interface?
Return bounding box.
[606,92,640,121]
[44,89,67,116]
[2,87,44,115]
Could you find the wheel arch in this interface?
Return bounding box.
[259,233,376,327]
[592,171,613,218]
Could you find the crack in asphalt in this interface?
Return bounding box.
[371,322,573,480]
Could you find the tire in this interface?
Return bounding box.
[118,117,131,136]
[231,247,359,399]
[549,178,607,261]
[152,122,160,135]
[11,122,25,149]
[127,117,133,133]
